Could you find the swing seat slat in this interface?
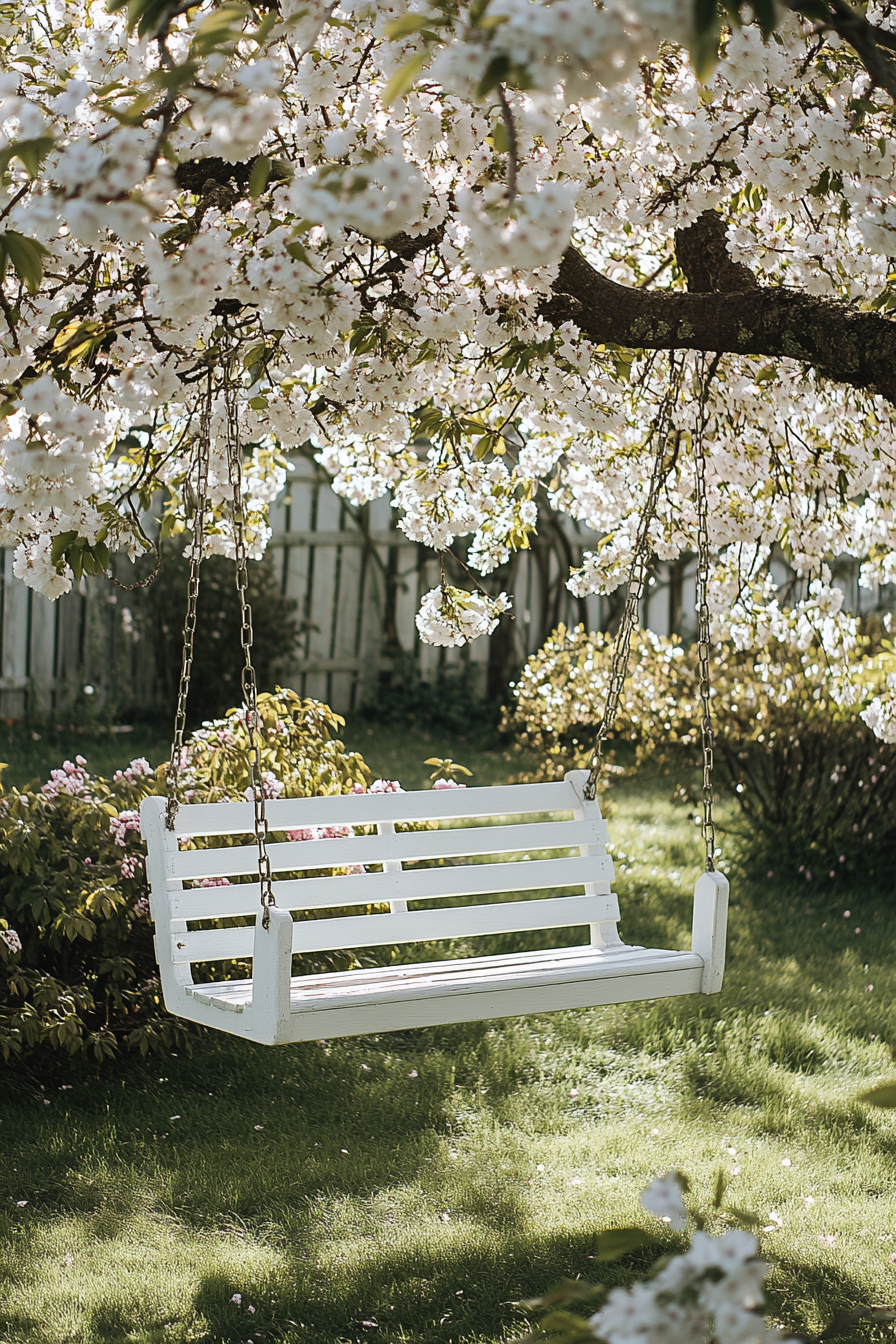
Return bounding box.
[141,770,729,1045]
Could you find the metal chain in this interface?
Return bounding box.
[223,377,277,929]
[165,376,212,830]
[583,431,669,801]
[694,403,717,873]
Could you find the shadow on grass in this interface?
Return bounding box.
[186,1230,896,1344]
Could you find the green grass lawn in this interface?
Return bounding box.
[1,726,896,1344]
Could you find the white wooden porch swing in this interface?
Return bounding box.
[141,371,729,1046]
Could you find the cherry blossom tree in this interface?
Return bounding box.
[3,0,896,728]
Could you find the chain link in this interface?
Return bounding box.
[223,377,277,928]
[583,430,669,801]
[694,401,716,873]
[165,375,212,831]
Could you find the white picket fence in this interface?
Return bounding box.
[0,453,886,719]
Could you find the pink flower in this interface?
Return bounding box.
[244,771,284,802]
[133,897,150,917]
[109,810,141,846]
[198,877,232,887]
[287,824,353,842]
[120,854,142,879]
[369,779,403,793]
[113,757,153,784]
[43,761,93,799]
[432,779,465,790]
[0,928,22,954]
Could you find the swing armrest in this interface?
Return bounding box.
[690,871,729,994]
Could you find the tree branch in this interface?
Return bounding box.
[541,245,896,405]
[788,0,896,100]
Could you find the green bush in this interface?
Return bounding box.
[145,544,300,728]
[364,652,502,742]
[0,691,372,1067]
[503,623,896,886]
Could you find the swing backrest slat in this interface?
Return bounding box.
[170,892,612,962]
[170,851,611,920]
[165,779,583,836]
[168,815,607,885]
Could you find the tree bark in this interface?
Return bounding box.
[540,245,896,405]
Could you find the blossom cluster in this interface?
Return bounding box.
[0,927,22,955]
[42,757,93,800]
[586,1225,793,1344]
[416,585,511,646]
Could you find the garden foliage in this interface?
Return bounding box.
[504,623,896,884]
[0,691,371,1066]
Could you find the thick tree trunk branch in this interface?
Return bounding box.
[674,212,760,293]
[542,246,896,405]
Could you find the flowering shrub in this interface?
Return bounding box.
[518,1171,891,1344]
[0,691,374,1066]
[503,624,896,885]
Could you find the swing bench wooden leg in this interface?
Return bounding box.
[250,907,294,1044]
[691,870,729,995]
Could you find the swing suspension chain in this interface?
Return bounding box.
[165,376,212,831]
[694,417,716,873]
[583,432,668,802]
[224,378,277,929]
[583,356,718,866]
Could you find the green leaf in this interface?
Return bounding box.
[252,10,280,45]
[191,3,252,56]
[382,51,430,106]
[859,1082,896,1107]
[385,13,432,37]
[249,155,272,199]
[50,530,78,567]
[242,342,268,368]
[521,1280,604,1310]
[146,63,199,95]
[689,0,720,80]
[533,1310,596,1338]
[11,135,55,178]
[285,239,315,268]
[2,231,50,294]
[726,1205,762,1229]
[712,1167,727,1208]
[593,1227,657,1261]
[108,0,188,39]
[751,0,777,38]
[477,53,510,99]
[491,119,509,153]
